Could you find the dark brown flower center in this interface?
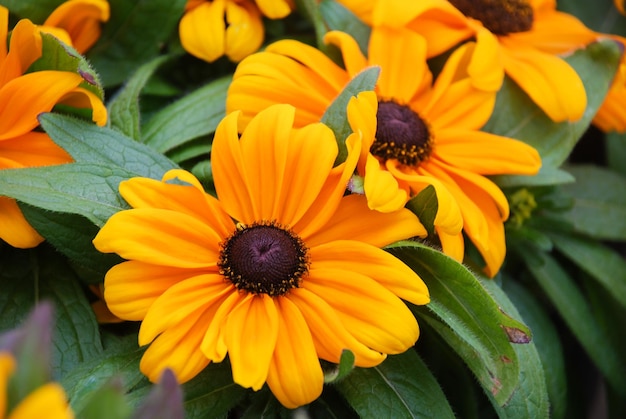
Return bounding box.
[372,100,433,166]
[448,0,534,35]
[218,221,309,296]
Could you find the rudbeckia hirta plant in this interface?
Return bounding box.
[0,352,73,419]
[93,103,430,408]
[179,0,293,63]
[0,7,107,249]
[226,28,541,277]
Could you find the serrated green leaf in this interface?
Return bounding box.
[502,279,567,419]
[39,113,178,179]
[388,241,527,406]
[321,66,380,165]
[142,76,231,153]
[559,164,626,240]
[405,185,437,236]
[0,0,63,22]
[108,55,172,140]
[319,0,370,56]
[182,362,247,418]
[0,163,133,226]
[484,40,622,168]
[335,350,454,419]
[87,0,186,87]
[519,248,626,396]
[548,232,626,310]
[480,278,550,418]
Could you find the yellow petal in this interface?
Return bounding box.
[266,297,323,409]
[8,383,72,419]
[225,294,278,390]
[324,31,368,77]
[138,274,232,345]
[304,267,420,354]
[224,0,264,62]
[311,240,429,305]
[436,228,465,262]
[0,131,71,168]
[255,0,293,19]
[0,19,41,86]
[0,353,15,416]
[58,87,108,126]
[0,6,8,60]
[43,0,110,53]
[501,42,587,122]
[93,208,222,268]
[140,306,212,383]
[0,196,44,248]
[434,129,541,175]
[363,153,409,213]
[305,193,425,248]
[119,170,235,239]
[0,71,84,140]
[616,0,626,15]
[179,1,226,62]
[201,290,246,362]
[288,288,387,367]
[104,261,209,321]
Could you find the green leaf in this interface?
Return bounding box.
[484,39,622,168]
[29,32,105,100]
[0,163,133,226]
[606,132,626,177]
[108,55,172,140]
[87,0,187,87]
[76,378,133,419]
[492,166,575,188]
[0,246,104,380]
[0,0,63,22]
[182,362,247,418]
[388,241,527,406]
[549,231,626,310]
[405,185,438,236]
[39,113,178,179]
[559,164,626,240]
[320,66,380,165]
[559,0,626,36]
[335,350,455,419]
[319,0,371,56]
[480,278,551,418]
[518,248,626,396]
[324,349,355,383]
[295,0,328,52]
[142,76,231,153]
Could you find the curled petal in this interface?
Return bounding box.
[0,196,44,248]
[43,0,110,53]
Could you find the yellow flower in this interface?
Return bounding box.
[0,353,73,419]
[179,0,293,63]
[0,6,107,248]
[93,103,429,408]
[226,28,541,277]
[38,0,110,54]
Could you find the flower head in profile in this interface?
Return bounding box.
[179,0,293,63]
[0,6,107,248]
[38,0,110,54]
[93,103,429,408]
[226,28,541,277]
[0,352,73,419]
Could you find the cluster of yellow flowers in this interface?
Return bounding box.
[1,0,625,411]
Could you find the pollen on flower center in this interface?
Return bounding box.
[372,100,433,166]
[448,0,534,35]
[218,221,310,297]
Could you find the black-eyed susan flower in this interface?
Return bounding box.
[179,0,293,63]
[0,7,107,248]
[226,28,541,277]
[38,0,110,54]
[0,352,73,419]
[92,103,429,408]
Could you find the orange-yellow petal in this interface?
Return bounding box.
[225,294,278,390]
[266,297,323,409]
[304,267,420,354]
[0,196,44,248]
[43,0,110,53]
[58,87,108,126]
[305,194,426,248]
[92,208,222,268]
[179,1,226,63]
[363,154,408,212]
[0,132,71,168]
[8,382,72,419]
[255,0,292,19]
[0,19,42,86]
[223,0,264,62]
[0,353,15,416]
[288,288,387,367]
[200,290,246,362]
